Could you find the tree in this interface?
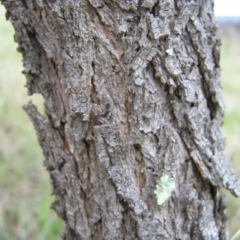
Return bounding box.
[2,0,240,239]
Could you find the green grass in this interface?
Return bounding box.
[0,4,240,239]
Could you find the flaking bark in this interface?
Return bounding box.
[3,0,240,239]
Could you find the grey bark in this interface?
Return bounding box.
[2,0,240,239]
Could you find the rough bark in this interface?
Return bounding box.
[3,0,240,239]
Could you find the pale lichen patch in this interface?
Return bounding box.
[154,175,175,206]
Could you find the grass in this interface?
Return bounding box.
[0,4,240,239]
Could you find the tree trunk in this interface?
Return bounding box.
[3,0,240,239]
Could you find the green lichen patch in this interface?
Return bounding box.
[166,48,174,56]
[154,175,175,205]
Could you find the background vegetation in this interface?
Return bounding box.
[0,6,62,240]
[0,5,239,239]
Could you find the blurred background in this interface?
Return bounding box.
[0,5,62,240]
[0,1,240,239]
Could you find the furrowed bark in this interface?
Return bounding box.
[3,0,240,239]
